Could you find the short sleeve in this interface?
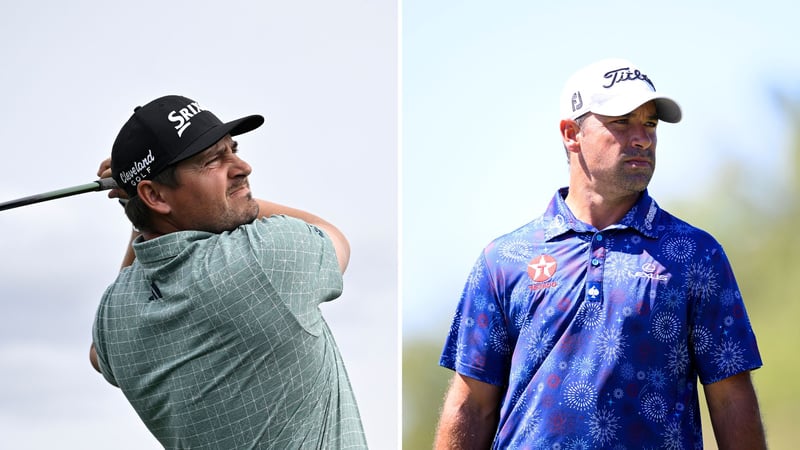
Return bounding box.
[245,215,343,335]
[92,286,119,387]
[440,251,511,387]
[689,244,762,384]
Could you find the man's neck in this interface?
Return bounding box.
[564,186,641,231]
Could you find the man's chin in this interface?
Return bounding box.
[214,201,259,233]
[243,200,260,223]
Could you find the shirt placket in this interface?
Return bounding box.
[586,232,606,303]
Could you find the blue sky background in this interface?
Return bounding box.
[403,1,800,339]
[0,2,397,448]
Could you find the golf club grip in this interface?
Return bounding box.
[0,178,119,212]
[96,178,119,191]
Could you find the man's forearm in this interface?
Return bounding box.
[120,228,140,269]
[256,200,333,228]
[255,199,350,272]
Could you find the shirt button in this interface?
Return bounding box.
[596,234,603,242]
[591,258,600,266]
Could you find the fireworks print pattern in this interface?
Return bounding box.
[440,189,762,449]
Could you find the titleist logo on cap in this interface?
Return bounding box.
[601,67,655,90]
[168,101,204,137]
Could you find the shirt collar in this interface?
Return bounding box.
[543,187,662,240]
[132,230,213,265]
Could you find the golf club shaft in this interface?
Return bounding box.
[0,178,118,212]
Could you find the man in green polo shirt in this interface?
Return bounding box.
[90,95,367,449]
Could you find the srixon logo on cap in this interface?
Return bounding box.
[167,101,204,138]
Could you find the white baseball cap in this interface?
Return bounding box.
[560,58,682,123]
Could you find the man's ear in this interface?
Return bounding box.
[560,119,582,154]
[136,181,172,215]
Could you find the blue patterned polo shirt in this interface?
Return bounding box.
[440,188,762,449]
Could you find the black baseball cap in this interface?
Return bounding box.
[111,95,264,197]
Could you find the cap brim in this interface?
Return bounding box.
[170,114,265,166]
[229,114,265,137]
[593,94,682,124]
[653,98,681,123]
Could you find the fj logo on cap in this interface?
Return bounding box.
[571,92,583,113]
[167,101,204,138]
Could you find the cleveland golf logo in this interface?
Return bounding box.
[168,101,204,137]
[527,254,558,291]
[119,149,155,186]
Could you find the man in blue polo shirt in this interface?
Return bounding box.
[435,59,767,449]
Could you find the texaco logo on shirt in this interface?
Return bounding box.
[527,254,559,290]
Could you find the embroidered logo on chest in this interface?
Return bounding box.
[527,254,559,290]
[630,261,669,282]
